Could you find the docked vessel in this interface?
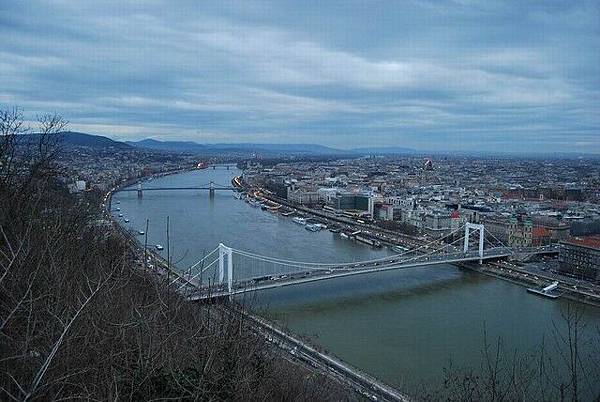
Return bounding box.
[118,213,123,217]
[355,232,382,248]
[124,218,130,223]
[137,230,145,235]
[527,281,560,299]
[392,245,409,253]
[155,244,164,251]
[292,217,307,225]
[305,223,321,232]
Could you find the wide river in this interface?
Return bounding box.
[113,168,600,396]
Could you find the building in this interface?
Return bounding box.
[423,211,451,234]
[288,190,322,205]
[508,216,532,247]
[333,193,373,216]
[374,203,394,221]
[558,236,600,281]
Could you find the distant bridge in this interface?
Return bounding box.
[164,223,558,300]
[120,181,235,197]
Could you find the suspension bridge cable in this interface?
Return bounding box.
[228,224,467,268]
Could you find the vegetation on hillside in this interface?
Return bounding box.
[0,108,348,401]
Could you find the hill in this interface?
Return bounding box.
[22,131,132,149]
[126,139,344,154]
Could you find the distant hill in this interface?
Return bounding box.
[349,146,414,154]
[126,139,421,155]
[126,139,345,154]
[125,139,206,153]
[209,143,342,154]
[22,131,132,149]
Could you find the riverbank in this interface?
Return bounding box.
[459,261,600,308]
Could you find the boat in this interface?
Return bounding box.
[392,245,409,253]
[340,232,349,239]
[118,213,123,217]
[355,233,382,248]
[305,223,321,232]
[196,161,208,169]
[292,217,306,225]
[281,211,294,217]
[124,218,130,223]
[328,226,341,233]
[527,281,560,299]
[137,230,145,235]
[116,201,120,204]
[155,244,164,251]
[116,207,121,211]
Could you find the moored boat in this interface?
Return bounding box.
[305,223,320,232]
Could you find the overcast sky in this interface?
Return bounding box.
[1,1,599,152]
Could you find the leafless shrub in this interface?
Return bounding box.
[0,107,349,401]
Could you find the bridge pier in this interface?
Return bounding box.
[136,183,143,198]
[209,181,215,198]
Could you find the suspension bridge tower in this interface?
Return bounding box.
[209,181,215,198]
[218,243,233,294]
[136,182,143,198]
[464,223,485,263]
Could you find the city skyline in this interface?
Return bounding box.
[1,1,599,153]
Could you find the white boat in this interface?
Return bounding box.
[155,244,164,251]
[137,230,145,235]
[118,213,123,217]
[340,232,349,239]
[124,219,130,223]
[292,217,306,225]
[392,245,409,253]
[305,223,320,232]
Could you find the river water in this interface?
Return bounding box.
[113,168,600,397]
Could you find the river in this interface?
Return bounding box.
[112,168,600,398]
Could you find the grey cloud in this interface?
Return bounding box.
[0,0,598,152]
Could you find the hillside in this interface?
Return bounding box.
[22,131,132,149]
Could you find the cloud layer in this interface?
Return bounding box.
[1,0,599,152]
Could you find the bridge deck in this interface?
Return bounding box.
[189,251,513,301]
[121,187,234,191]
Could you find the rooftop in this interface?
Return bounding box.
[562,235,600,250]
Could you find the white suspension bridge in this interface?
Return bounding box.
[167,223,557,300]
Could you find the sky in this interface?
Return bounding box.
[1,1,599,152]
